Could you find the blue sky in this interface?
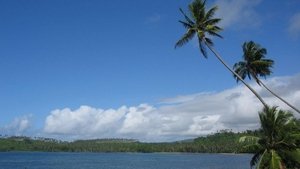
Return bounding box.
[0,0,300,141]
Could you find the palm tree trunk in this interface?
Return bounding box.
[205,42,268,108]
[257,79,300,113]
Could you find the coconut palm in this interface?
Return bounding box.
[240,106,300,169]
[233,41,300,113]
[175,0,268,107]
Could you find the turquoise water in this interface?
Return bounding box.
[0,152,251,169]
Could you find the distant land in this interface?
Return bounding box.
[0,130,260,153]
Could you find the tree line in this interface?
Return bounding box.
[0,130,262,153]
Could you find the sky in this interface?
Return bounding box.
[0,0,300,142]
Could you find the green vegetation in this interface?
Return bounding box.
[175,0,300,168]
[233,41,300,113]
[0,130,261,153]
[240,106,300,168]
[175,0,267,107]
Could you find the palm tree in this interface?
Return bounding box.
[175,0,268,107]
[240,106,300,169]
[233,41,300,113]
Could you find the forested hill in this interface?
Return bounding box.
[0,130,260,153]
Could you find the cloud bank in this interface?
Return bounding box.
[44,74,300,142]
[214,0,262,29]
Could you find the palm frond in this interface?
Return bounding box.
[251,149,267,168]
[256,150,268,169]
[255,47,267,59]
[205,6,218,20]
[250,60,273,80]
[278,149,300,168]
[204,18,221,26]
[175,29,196,48]
[250,152,262,168]
[251,60,274,67]
[233,62,248,82]
[239,136,260,143]
[275,140,297,150]
[178,20,192,29]
[198,36,208,58]
[290,133,300,140]
[179,8,194,25]
[270,150,284,169]
[241,144,262,153]
[204,37,213,46]
[285,149,300,164]
[207,29,223,38]
[189,0,205,22]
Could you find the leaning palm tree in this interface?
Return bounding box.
[233,41,300,113]
[175,0,268,107]
[240,106,300,169]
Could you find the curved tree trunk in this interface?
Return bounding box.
[257,79,300,113]
[205,42,268,108]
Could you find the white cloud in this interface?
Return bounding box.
[288,13,300,38]
[1,115,32,135]
[145,14,161,24]
[214,0,262,29]
[118,104,156,134]
[43,74,300,142]
[44,106,128,138]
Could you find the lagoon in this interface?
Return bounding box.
[0,152,252,169]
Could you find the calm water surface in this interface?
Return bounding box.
[0,152,252,169]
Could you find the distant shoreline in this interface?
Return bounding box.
[0,151,252,156]
[0,130,259,154]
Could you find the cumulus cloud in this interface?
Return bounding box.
[214,0,262,29]
[44,74,300,142]
[1,115,32,135]
[288,13,300,38]
[44,106,128,138]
